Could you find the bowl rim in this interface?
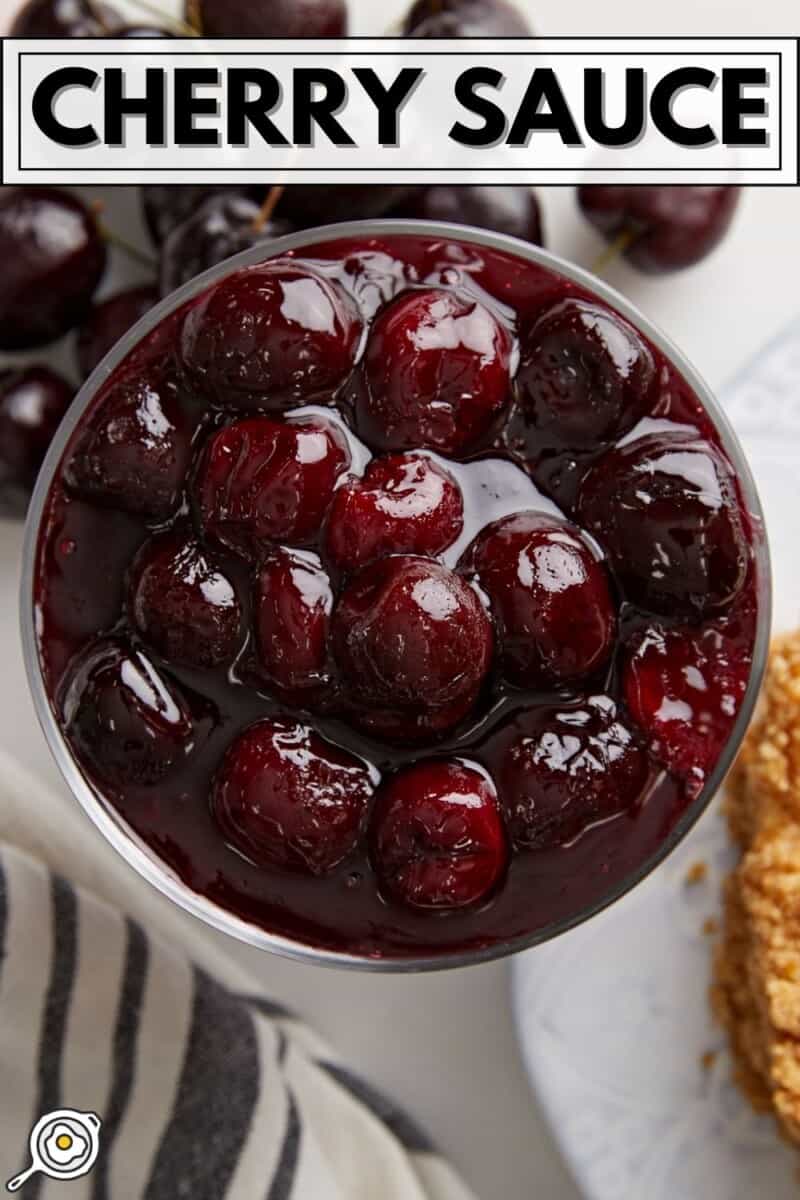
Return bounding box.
[20,217,772,973]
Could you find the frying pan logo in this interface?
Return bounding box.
[6,1109,101,1191]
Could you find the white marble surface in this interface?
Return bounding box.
[0,0,798,1195]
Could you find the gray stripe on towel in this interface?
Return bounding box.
[266,1090,301,1200]
[319,1061,435,1153]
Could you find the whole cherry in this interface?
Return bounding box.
[189,0,347,37]
[391,185,544,246]
[180,262,362,410]
[404,0,531,36]
[353,287,513,457]
[11,0,121,35]
[324,453,464,576]
[194,414,350,558]
[128,531,242,670]
[578,186,741,274]
[0,366,74,514]
[370,760,508,910]
[141,185,251,246]
[212,719,374,876]
[332,556,493,741]
[0,189,106,351]
[463,511,616,688]
[499,694,650,850]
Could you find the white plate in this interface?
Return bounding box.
[512,320,800,1200]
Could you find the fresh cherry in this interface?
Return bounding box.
[212,719,374,876]
[0,188,106,351]
[180,263,362,411]
[391,185,544,246]
[255,548,333,698]
[370,760,508,910]
[324,453,464,575]
[66,355,197,521]
[0,366,73,514]
[353,287,513,456]
[10,0,120,35]
[76,285,159,379]
[159,193,293,298]
[287,184,424,226]
[577,431,749,618]
[189,0,346,36]
[464,511,616,688]
[194,414,350,558]
[509,298,657,458]
[63,639,197,789]
[499,694,650,849]
[128,531,242,669]
[578,186,741,274]
[624,618,750,798]
[404,0,531,36]
[141,185,252,246]
[332,556,493,742]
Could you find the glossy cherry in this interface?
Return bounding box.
[354,287,513,456]
[404,0,531,36]
[0,366,73,515]
[464,512,616,688]
[510,298,657,457]
[324,453,464,575]
[65,355,198,521]
[578,185,741,274]
[10,0,121,35]
[63,639,197,789]
[212,719,374,876]
[370,760,508,910]
[577,431,749,618]
[499,694,650,849]
[190,0,347,37]
[76,285,159,379]
[141,185,251,246]
[332,556,493,741]
[180,262,362,411]
[159,193,293,297]
[194,414,350,558]
[391,185,544,246]
[128,531,242,669]
[0,188,106,351]
[255,548,333,697]
[624,618,750,798]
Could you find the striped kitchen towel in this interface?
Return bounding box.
[0,752,477,1200]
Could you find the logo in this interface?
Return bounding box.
[6,1109,101,1192]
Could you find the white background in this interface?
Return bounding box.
[1,0,799,1197]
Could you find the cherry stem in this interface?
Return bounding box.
[122,0,200,36]
[252,185,285,233]
[84,0,114,31]
[590,227,638,276]
[184,0,203,33]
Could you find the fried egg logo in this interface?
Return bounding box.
[6,1109,101,1191]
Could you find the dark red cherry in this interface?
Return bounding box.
[0,366,73,514]
[287,184,424,226]
[464,512,616,688]
[577,432,749,618]
[624,618,750,798]
[76,285,159,379]
[391,185,544,246]
[404,0,531,36]
[578,186,741,274]
[159,193,293,298]
[180,263,362,411]
[0,188,106,351]
[65,355,198,521]
[10,0,121,35]
[370,760,508,910]
[354,287,513,457]
[332,556,493,742]
[141,185,252,246]
[194,414,350,558]
[509,298,657,458]
[190,0,346,37]
[324,453,464,575]
[128,531,241,669]
[255,548,333,697]
[212,719,374,876]
[498,694,650,849]
[63,639,197,789]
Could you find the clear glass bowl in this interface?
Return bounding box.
[20,220,772,972]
